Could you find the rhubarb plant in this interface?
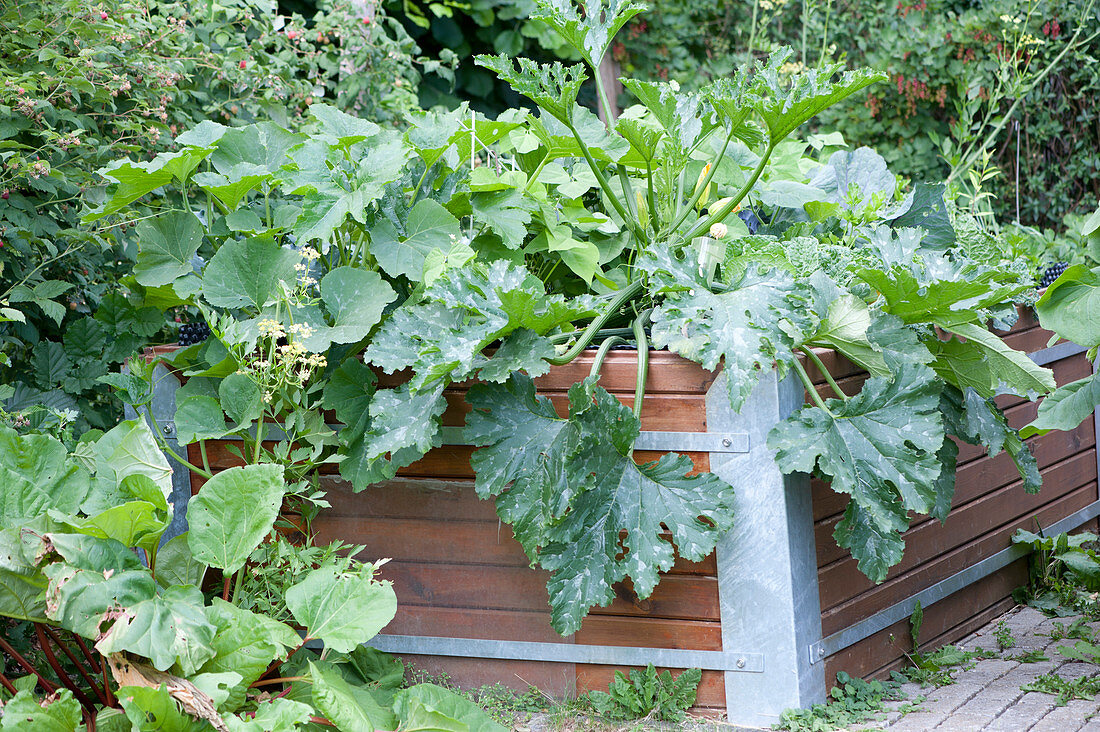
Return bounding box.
[84,0,1053,637]
[0,421,503,731]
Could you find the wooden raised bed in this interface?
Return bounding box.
[147,309,1099,728]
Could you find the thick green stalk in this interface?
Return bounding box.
[549,326,634,345]
[592,60,617,129]
[665,127,737,237]
[631,310,652,419]
[566,120,639,235]
[792,357,834,417]
[644,160,659,238]
[800,347,847,402]
[548,279,645,365]
[685,141,775,242]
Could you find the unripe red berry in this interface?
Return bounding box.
[239,60,247,69]
[100,11,108,19]
[1,190,8,200]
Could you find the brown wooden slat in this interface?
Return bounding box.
[816,443,1098,570]
[574,617,722,651]
[382,562,720,621]
[375,350,717,395]
[320,478,497,521]
[439,390,709,431]
[397,447,711,480]
[385,606,565,643]
[313,516,717,576]
[576,667,725,708]
[821,482,1098,632]
[822,558,1028,685]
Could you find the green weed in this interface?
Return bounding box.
[775,672,905,731]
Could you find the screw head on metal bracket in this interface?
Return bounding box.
[816,647,826,659]
[722,437,732,448]
[736,658,746,669]
[163,424,174,435]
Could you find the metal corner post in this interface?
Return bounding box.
[125,363,191,542]
[706,369,825,728]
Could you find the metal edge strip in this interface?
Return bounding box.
[1029,341,1086,366]
[365,634,763,673]
[809,498,1100,663]
[169,423,750,454]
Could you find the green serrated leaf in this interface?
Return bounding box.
[752,48,887,140]
[768,361,945,582]
[475,54,586,125]
[529,0,647,67]
[134,211,204,288]
[647,252,809,411]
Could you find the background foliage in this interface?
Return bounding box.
[0,0,437,432]
[392,0,1100,230]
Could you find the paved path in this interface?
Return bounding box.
[854,606,1100,731]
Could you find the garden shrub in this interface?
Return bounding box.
[0,0,434,432]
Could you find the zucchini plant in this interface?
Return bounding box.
[86,0,1053,639]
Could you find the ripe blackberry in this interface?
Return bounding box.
[1038,261,1069,288]
[178,320,211,347]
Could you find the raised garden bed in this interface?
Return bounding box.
[144,308,1098,728]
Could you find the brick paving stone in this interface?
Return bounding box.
[881,711,950,730]
[980,692,1057,731]
[832,607,1100,732]
[1026,698,1100,732]
[930,712,991,730]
